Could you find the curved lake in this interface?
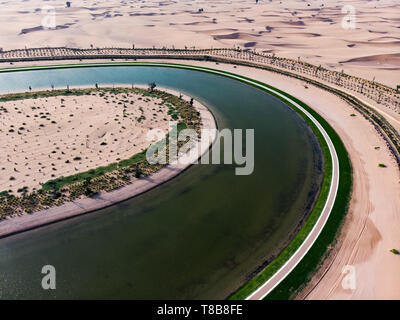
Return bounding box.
[0,65,322,299]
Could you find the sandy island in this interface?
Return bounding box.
[0,88,174,194]
[0,85,217,238]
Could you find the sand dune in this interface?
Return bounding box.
[281,32,321,37]
[20,23,74,35]
[369,36,400,41]
[197,28,238,35]
[184,21,216,26]
[0,0,398,86]
[243,41,257,48]
[281,20,306,26]
[213,32,260,40]
[345,40,400,47]
[340,53,400,67]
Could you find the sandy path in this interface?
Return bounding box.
[0,86,217,238]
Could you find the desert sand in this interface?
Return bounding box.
[0,0,399,87]
[0,88,174,194]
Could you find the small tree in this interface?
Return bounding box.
[134,165,142,178]
[190,98,194,106]
[83,177,96,196]
[149,82,156,92]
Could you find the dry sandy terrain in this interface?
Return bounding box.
[0,0,399,87]
[144,59,400,299]
[0,89,173,194]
